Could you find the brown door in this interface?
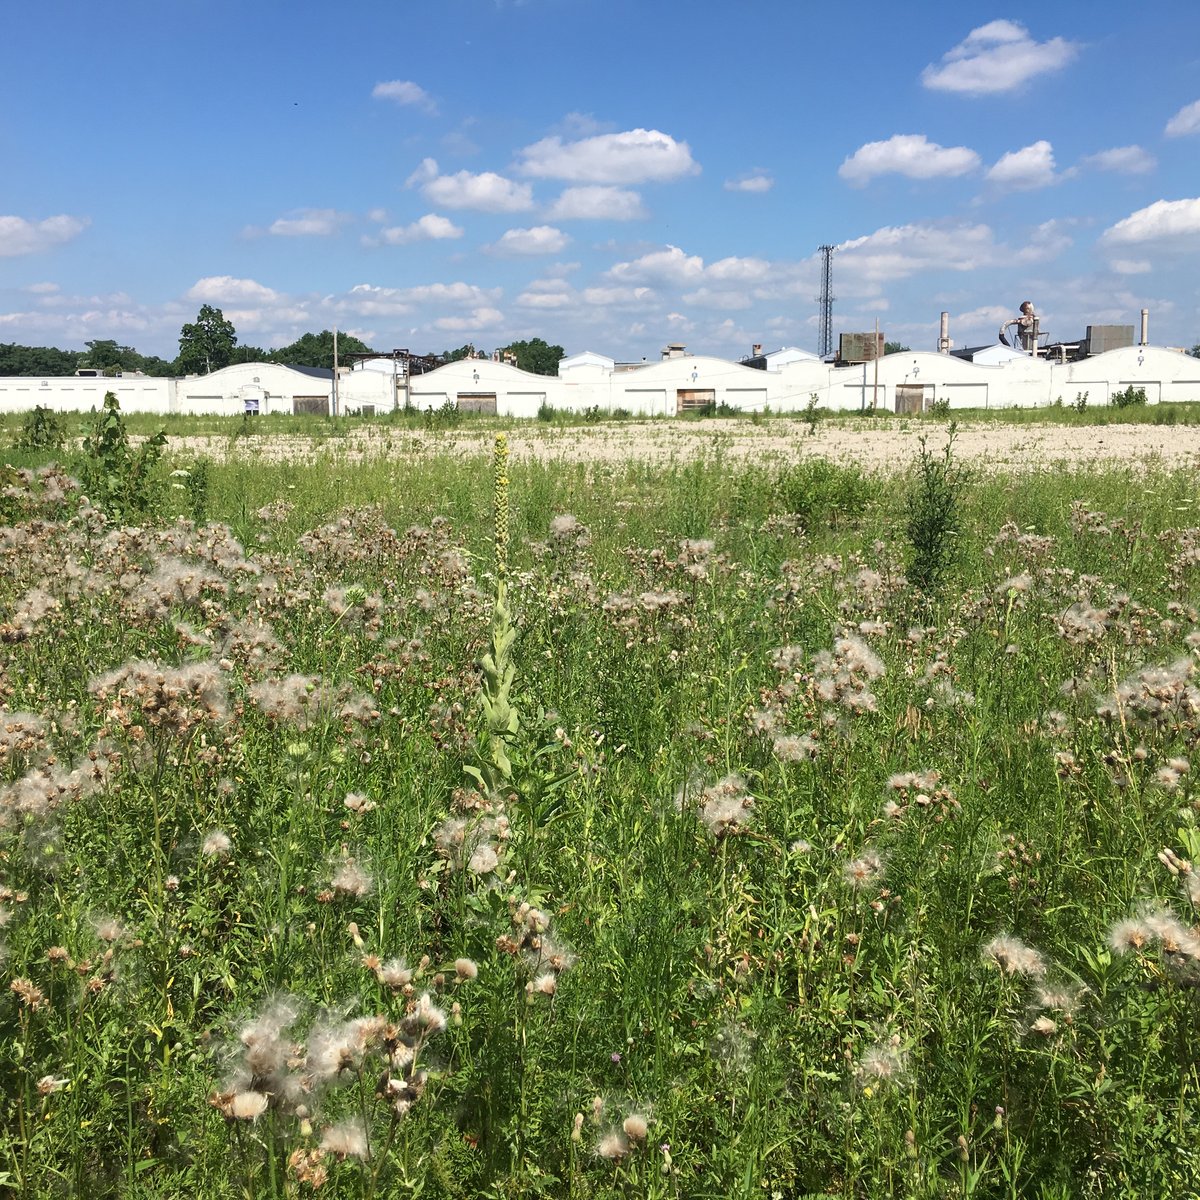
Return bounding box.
[456,393,498,414]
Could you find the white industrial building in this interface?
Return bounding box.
[392,343,1200,417]
[2,341,1198,420]
[0,361,335,418]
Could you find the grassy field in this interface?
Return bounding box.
[3,404,1200,1198]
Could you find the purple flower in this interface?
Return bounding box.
[610,1052,621,1064]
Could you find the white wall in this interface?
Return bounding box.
[0,376,173,415]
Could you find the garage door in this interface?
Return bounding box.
[457,392,497,414]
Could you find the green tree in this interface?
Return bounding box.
[228,344,269,365]
[441,344,476,364]
[268,330,373,369]
[177,305,237,375]
[497,337,565,376]
[81,339,129,374]
[0,342,82,376]
[82,340,177,377]
[1189,343,1199,359]
[884,341,911,355]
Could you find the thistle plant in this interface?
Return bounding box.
[466,433,520,797]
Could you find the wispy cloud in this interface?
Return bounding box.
[0,214,90,257]
[372,80,437,114]
[1081,145,1156,174]
[724,172,774,193]
[487,226,570,256]
[1165,99,1200,137]
[545,186,647,220]
[267,209,349,237]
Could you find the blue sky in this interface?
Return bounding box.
[2,0,1198,361]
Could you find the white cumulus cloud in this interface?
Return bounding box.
[606,244,705,285]
[921,21,1078,95]
[546,185,648,220]
[488,226,570,255]
[706,256,772,283]
[1101,198,1200,246]
[377,214,464,245]
[1165,100,1200,137]
[515,128,699,184]
[0,214,89,257]
[372,80,437,113]
[986,140,1058,190]
[839,134,980,184]
[407,158,534,212]
[1081,145,1156,174]
[186,276,279,304]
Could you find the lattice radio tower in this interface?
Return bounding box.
[816,244,836,358]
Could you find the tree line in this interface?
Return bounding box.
[1,307,567,379]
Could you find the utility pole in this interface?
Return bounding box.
[816,244,836,359]
[872,317,880,410]
[332,325,339,417]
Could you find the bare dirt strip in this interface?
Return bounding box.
[167,417,1200,474]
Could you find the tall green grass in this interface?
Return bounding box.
[2,435,1200,1197]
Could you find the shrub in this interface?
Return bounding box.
[14,404,67,450]
[79,392,167,520]
[905,423,963,596]
[802,393,821,436]
[423,399,462,429]
[1111,384,1148,409]
[772,459,873,528]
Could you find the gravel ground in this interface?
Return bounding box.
[167,417,1200,474]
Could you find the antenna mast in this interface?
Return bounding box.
[816,244,836,358]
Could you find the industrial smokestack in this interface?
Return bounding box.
[1140,308,1149,347]
[938,311,951,354]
